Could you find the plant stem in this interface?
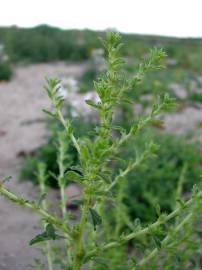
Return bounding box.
[38,164,53,270]
[84,191,202,260]
[73,201,89,270]
[57,109,80,154]
[173,162,188,210]
[46,241,53,270]
[107,142,156,192]
[136,211,194,269]
[57,132,72,268]
[0,184,71,234]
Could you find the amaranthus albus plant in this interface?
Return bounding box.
[0,32,202,270]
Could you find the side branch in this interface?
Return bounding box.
[0,183,71,235]
[119,94,175,147]
[107,141,157,191]
[135,211,194,269]
[84,191,202,261]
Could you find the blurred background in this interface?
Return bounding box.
[0,1,202,269]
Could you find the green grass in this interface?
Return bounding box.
[0,62,12,80]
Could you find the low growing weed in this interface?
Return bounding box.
[0,32,202,270]
[21,110,96,187]
[0,44,12,80]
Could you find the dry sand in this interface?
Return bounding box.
[0,62,86,270]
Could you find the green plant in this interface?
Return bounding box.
[189,92,202,103]
[79,67,98,93]
[21,121,202,224]
[0,32,202,270]
[0,62,12,80]
[123,129,202,222]
[21,112,95,187]
[36,162,54,270]
[0,43,12,80]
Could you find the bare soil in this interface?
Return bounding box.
[0,62,86,270]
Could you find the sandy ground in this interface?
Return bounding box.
[0,62,202,269]
[0,62,86,270]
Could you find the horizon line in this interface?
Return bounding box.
[1,23,202,40]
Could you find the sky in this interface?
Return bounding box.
[0,0,202,37]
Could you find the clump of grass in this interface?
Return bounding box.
[0,62,12,80]
[0,44,12,80]
[190,92,202,103]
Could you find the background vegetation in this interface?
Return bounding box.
[1,25,202,104]
[0,24,202,72]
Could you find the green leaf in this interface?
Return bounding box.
[49,171,58,181]
[111,57,125,67]
[192,184,199,197]
[2,176,12,184]
[176,198,186,208]
[199,256,202,268]
[42,109,56,118]
[33,258,42,270]
[131,257,137,267]
[69,166,84,176]
[37,193,47,207]
[29,232,49,245]
[80,144,90,161]
[94,190,112,197]
[46,224,56,238]
[133,218,141,231]
[65,170,83,183]
[71,199,84,206]
[155,204,161,217]
[29,224,64,245]
[55,96,65,108]
[88,208,102,230]
[153,235,162,250]
[92,258,111,270]
[85,99,100,109]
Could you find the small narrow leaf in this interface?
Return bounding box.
[92,258,111,270]
[42,109,56,118]
[71,199,84,206]
[29,232,48,245]
[69,166,84,176]
[85,99,100,109]
[155,204,161,217]
[37,193,47,207]
[88,208,102,230]
[176,198,186,208]
[29,224,64,245]
[2,176,12,183]
[65,170,83,183]
[46,224,56,238]
[153,235,162,250]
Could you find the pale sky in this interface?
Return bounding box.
[0,0,202,37]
